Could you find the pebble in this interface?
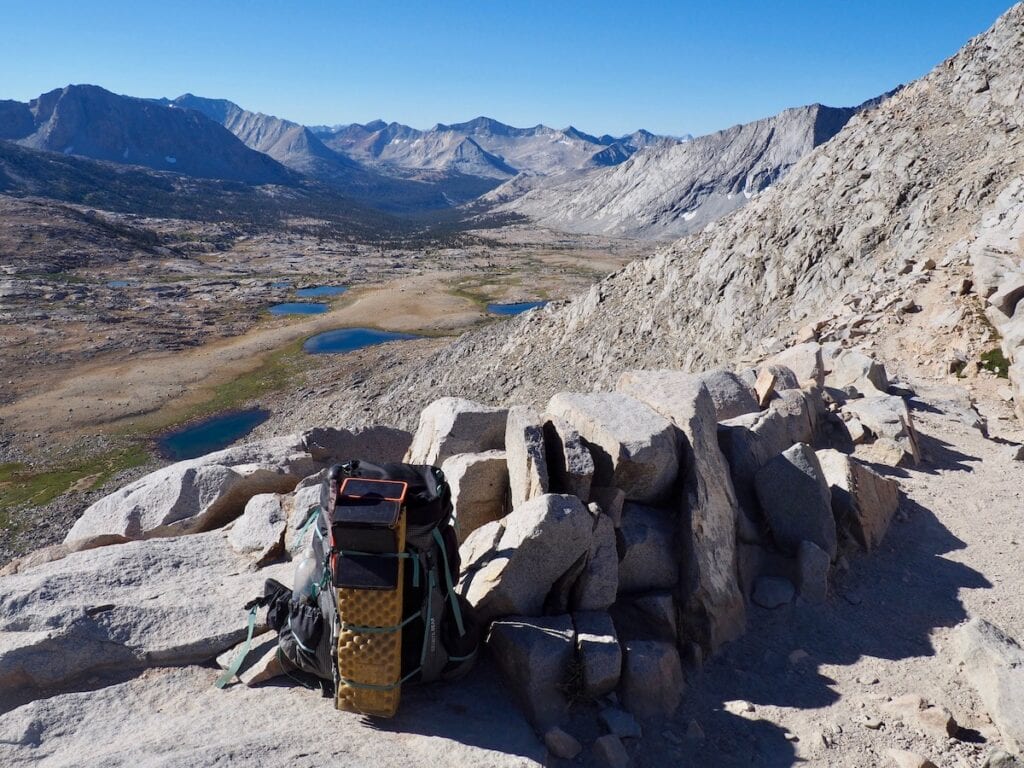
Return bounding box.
[861,715,884,730]
[599,707,642,740]
[857,675,880,685]
[842,590,864,605]
[592,734,630,768]
[788,649,810,665]
[543,727,582,760]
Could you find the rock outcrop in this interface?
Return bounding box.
[953,618,1024,755]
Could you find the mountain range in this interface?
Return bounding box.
[0,83,880,236]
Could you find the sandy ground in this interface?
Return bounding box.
[0,273,483,441]
[625,379,1024,767]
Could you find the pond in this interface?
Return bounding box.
[296,285,348,298]
[107,280,131,288]
[268,302,329,315]
[303,327,419,355]
[156,408,271,461]
[271,281,291,289]
[487,301,547,315]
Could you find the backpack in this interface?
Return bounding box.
[217,460,479,707]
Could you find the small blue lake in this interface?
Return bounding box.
[296,285,348,298]
[157,408,270,461]
[487,301,547,315]
[268,302,329,315]
[271,281,291,289]
[107,280,131,288]
[303,327,419,355]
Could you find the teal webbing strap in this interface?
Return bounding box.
[448,648,479,663]
[432,528,466,637]
[336,549,412,559]
[291,505,320,550]
[340,610,419,635]
[214,606,258,689]
[338,666,421,692]
[410,553,420,589]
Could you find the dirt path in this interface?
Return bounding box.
[0,272,483,442]
[631,379,1024,767]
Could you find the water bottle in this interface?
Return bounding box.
[292,544,318,603]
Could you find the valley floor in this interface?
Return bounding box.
[0,216,642,561]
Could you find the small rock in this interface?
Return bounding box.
[789,649,810,665]
[883,693,958,740]
[817,449,900,551]
[505,406,549,510]
[546,392,679,504]
[984,749,1023,768]
[572,513,619,611]
[593,734,630,768]
[599,707,642,739]
[227,493,287,564]
[487,615,575,729]
[542,416,594,501]
[620,640,684,719]
[215,631,289,686]
[441,450,508,544]
[797,540,830,604]
[886,749,938,768]
[842,590,864,606]
[459,494,593,624]
[543,727,582,760]
[574,611,622,698]
[752,577,795,609]
[724,699,756,715]
[860,715,883,730]
[405,397,507,465]
[755,443,837,559]
[857,675,880,685]
[755,369,777,407]
[616,504,677,595]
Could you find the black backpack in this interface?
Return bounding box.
[217,460,479,698]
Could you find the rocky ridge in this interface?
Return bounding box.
[313,116,682,179]
[4,85,293,185]
[487,101,867,239]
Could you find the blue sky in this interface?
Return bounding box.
[1,1,1015,137]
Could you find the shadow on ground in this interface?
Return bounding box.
[628,414,991,767]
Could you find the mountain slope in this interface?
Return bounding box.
[0,140,393,233]
[487,101,875,239]
[329,3,1024,428]
[6,85,293,185]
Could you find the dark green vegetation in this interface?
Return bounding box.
[980,346,1010,378]
[0,445,150,530]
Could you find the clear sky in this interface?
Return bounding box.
[1,0,1016,137]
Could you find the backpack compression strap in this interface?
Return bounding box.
[214,603,260,689]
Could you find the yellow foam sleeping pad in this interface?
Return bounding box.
[335,511,407,717]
